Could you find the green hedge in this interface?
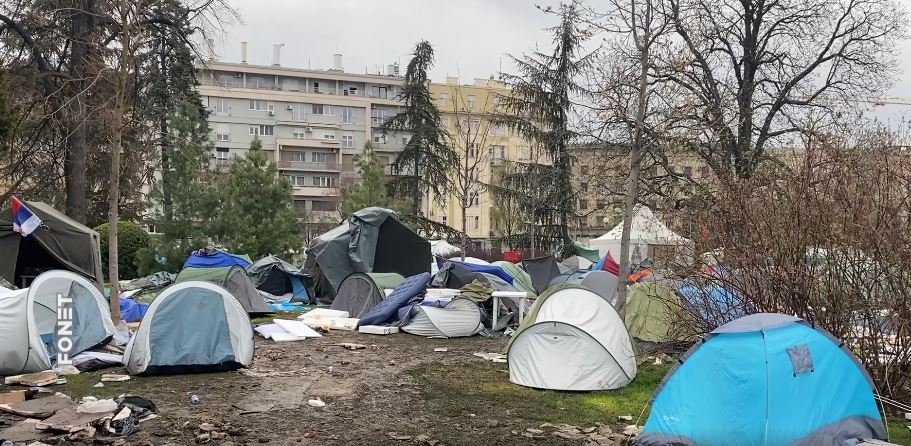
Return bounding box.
[95,221,152,280]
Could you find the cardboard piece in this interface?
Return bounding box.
[100,374,130,382]
[0,390,28,404]
[254,323,288,339]
[358,325,399,335]
[35,408,111,432]
[0,419,53,443]
[0,394,75,418]
[273,319,323,338]
[4,371,58,387]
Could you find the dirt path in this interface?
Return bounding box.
[4,332,589,446]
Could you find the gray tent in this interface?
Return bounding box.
[0,270,115,375]
[175,265,270,315]
[522,256,561,294]
[549,270,619,306]
[0,201,103,287]
[330,272,406,318]
[123,281,254,375]
[303,208,430,303]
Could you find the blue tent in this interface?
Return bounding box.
[636,313,885,446]
[676,281,747,326]
[184,250,252,269]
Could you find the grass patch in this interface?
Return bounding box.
[410,360,670,426]
[889,419,911,446]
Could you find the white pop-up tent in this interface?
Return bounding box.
[0,270,115,375]
[507,284,637,391]
[589,205,692,265]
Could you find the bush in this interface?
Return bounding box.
[95,221,152,280]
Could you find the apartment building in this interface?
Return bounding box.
[196,51,408,222]
[427,77,541,247]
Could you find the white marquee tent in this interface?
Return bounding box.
[589,205,692,265]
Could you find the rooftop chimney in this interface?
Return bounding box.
[272,43,285,66]
[240,41,248,64]
[332,53,343,71]
[206,38,217,61]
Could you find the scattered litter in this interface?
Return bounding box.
[4,371,58,387]
[0,394,75,418]
[337,343,367,350]
[526,428,544,434]
[358,325,399,335]
[386,432,412,441]
[298,309,359,331]
[623,425,642,436]
[0,418,52,443]
[190,395,200,405]
[232,403,274,415]
[618,415,633,421]
[93,383,104,388]
[307,398,326,408]
[304,432,316,438]
[107,406,141,436]
[35,407,110,433]
[239,368,307,378]
[473,352,507,363]
[654,356,664,365]
[76,399,118,414]
[434,347,448,352]
[53,365,80,376]
[301,308,349,319]
[100,374,130,382]
[273,319,324,338]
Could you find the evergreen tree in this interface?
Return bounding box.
[496,4,590,255]
[215,138,301,258]
[339,145,406,218]
[382,41,457,216]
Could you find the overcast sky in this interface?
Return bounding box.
[215,0,911,125]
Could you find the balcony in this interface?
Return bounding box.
[277,137,341,149]
[291,186,340,197]
[278,161,342,172]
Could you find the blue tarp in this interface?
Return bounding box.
[358,272,430,327]
[676,281,747,325]
[442,260,514,285]
[184,250,251,269]
[120,298,149,323]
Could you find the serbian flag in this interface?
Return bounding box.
[11,196,42,236]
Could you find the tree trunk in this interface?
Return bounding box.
[108,0,132,323]
[159,39,173,223]
[412,153,420,216]
[461,202,467,261]
[63,0,96,224]
[616,33,652,318]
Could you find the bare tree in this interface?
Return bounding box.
[445,84,494,259]
[659,0,906,178]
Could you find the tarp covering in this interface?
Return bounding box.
[637,314,885,446]
[304,208,430,302]
[444,259,513,284]
[184,250,252,269]
[0,201,104,286]
[247,255,309,302]
[522,256,561,295]
[573,242,601,263]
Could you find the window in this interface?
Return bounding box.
[463,119,480,134]
[313,82,320,93]
[439,93,449,107]
[699,166,710,177]
[312,176,333,187]
[441,216,447,226]
[323,133,336,140]
[470,194,480,207]
[213,98,230,114]
[466,95,476,110]
[579,199,589,210]
[341,135,354,148]
[249,125,273,136]
[683,166,693,177]
[402,137,409,145]
[312,104,329,115]
[342,107,354,124]
[291,104,306,121]
[492,124,507,136]
[518,145,531,161]
[490,145,505,160]
[293,128,310,139]
[581,183,589,193]
[286,176,307,187]
[249,100,267,111]
[468,143,479,158]
[312,152,329,163]
[216,132,230,142]
[372,85,388,99]
[215,147,229,160]
[581,165,590,175]
[312,200,336,212]
[371,109,389,126]
[288,152,306,162]
[473,216,480,230]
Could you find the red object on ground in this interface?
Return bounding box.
[503,250,522,263]
[601,253,621,276]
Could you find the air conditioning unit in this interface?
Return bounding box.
[286,105,294,110]
[343,90,349,96]
[268,110,274,116]
[305,127,313,132]
[233,72,242,78]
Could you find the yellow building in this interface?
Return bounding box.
[427,77,539,247]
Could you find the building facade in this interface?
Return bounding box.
[427,77,541,247]
[196,57,408,224]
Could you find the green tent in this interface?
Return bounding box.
[174,265,270,314]
[492,261,536,296]
[624,282,680,343]
[573,242,601,263]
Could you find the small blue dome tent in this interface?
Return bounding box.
[183,249,252,269]
[676,280,747,328]
[636,313,885,446]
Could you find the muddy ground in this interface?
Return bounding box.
[0,332,638,446]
